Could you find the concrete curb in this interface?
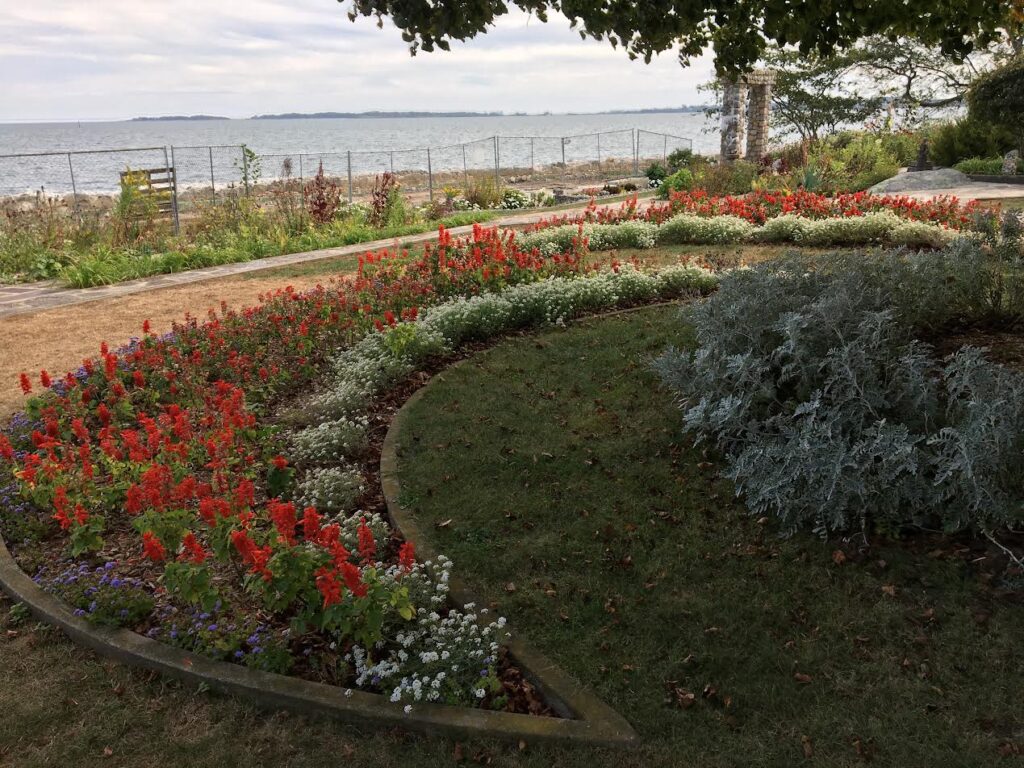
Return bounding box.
[0,305,685,746]
[0,527,636,745]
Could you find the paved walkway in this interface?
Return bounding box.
[0,209,561,320]
[902,183,1024,201]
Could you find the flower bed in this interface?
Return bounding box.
[513,190,983,254]
[0,222,716,714]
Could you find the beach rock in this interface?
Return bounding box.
[868,168,970,194]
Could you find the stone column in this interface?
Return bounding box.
[744,69,775,162]
[719,79,748,164]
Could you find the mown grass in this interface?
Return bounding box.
[2,304,1021,767]
[395,304,1024,767]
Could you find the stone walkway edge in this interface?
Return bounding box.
[0,209,559,320]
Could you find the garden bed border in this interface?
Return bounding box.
[0,306,665,747]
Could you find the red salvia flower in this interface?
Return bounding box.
[398,541,416,572]
[179,531,208,564]
[357,517,376,562]
[142,531,166,561]
[18,373,31,394]
[39,370,51,389]
[315,566,343,608]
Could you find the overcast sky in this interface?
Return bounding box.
[0,1,716,122]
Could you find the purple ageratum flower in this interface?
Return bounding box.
[73,608,86,617]
[234,650,245,660]
[207,624,218,632]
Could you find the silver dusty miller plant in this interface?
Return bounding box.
[654,243,1024,537]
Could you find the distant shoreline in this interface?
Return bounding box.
[117,107,710,123]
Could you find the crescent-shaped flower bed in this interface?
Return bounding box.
[0,220,716,742]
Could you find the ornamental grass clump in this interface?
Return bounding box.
[654,244,1024,537]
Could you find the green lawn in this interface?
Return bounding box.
[395,304,1024,767]
[2,303,1021,767]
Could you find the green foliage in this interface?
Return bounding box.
[345,0,1006,75]
[693,161,759,195]
[929,116,1019,166]
[654,244,1024,536]
[968,57,1024,142]
[644,162,668,182]
[659,168,695,198]
[464,177,502,209]
[954,156,1024,174]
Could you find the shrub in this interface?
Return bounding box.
[654,246,1024,536]
[693,161,759,195]
[954,157,1024,175]
[465,177,503,209]
[967,58,1024,147]
[645,162,668,183]
[666,147,695,171]
[499,188,531,210]
[659,169,695,198]
[929,117,1019,167]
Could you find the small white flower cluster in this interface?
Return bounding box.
[658,214,757,245]
[290,414,370,464]
[345,558,509,708]
[295,465,364,514]
[515,220,658,253]
[499,188,531,210]
[517,210,957,252]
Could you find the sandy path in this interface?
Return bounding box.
[0,271,340,420]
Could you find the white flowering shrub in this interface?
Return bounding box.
[654,247,1024,535]
[499,188,531,210]
[336,511,391,553]
[296,465,365,514]
[888,220,959,249]
[290,415,369,464]
[657,214,756,245]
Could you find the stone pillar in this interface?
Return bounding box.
[719,79,748,164]
[744,70,775,162]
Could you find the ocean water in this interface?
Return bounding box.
[0,112,718,197]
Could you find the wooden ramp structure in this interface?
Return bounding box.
[119,166,180,231]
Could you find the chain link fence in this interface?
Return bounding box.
[0,128,695,232]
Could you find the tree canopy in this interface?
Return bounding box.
[343,0,1017,74]
[968,57,1024,146]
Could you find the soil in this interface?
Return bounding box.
[932,325,1024,372]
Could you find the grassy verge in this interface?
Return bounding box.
[978,197,1024,212]
[395,304,1024,767]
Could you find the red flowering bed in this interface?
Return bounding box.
[525,190,980,233]
[0,224,590,702]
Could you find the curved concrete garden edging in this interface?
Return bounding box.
[0,525,635,745]
[0,305,682,747]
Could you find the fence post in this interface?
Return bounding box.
[663,134,668,163]
[494,136,500,187]
[462,144,468,188]
[389,151,394,174]
[597,133,601,168]
[633,129,639,175]
[241,146,250,195]
[298,154,307,206]
[427,148,433,202]
[530,138,534,171]
[66,152,79,220]
[208,146,217,203]
[347,151,353,203]
[165,146,180,235]
[561,137,567,184]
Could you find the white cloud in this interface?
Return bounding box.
[0,0,715,121]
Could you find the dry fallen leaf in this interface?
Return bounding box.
[436,518,453,529]
[831,549,847,566]
[504,582,517,593]
[801,735,814,759]
[881,584,897,597]
[794,672,813,684]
